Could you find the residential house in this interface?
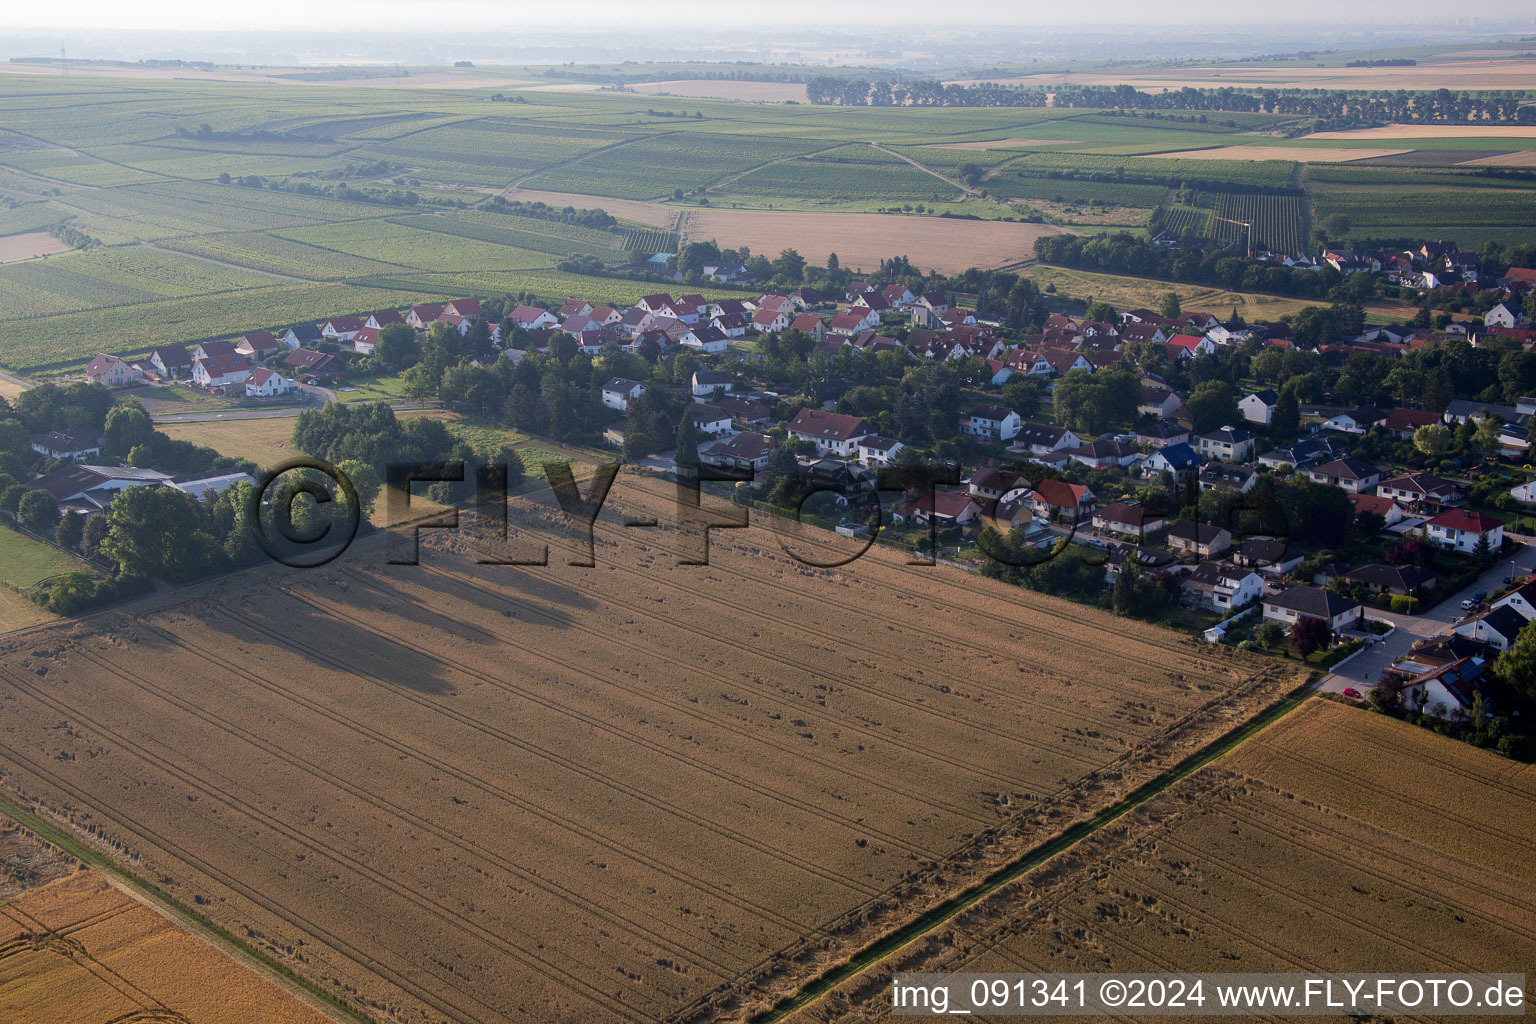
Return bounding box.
[1322,405,1388,434]
[30,431,100,461]
[85,353,144,389]
[1491,578,1536,620]
[1199,462,1257,493]
[828,309,879,336]
[1093,502,1165,540]
[1342,563,1437,598]
[1347,492,1406,528]
[637,294,677,316]
[1262,585,1363,633]
[1307,456,1381,494]
[967,467,1023,503]
[1398,657,1488,722]
[789,313,826,339]
[1229,538,1302,574]
[852,291,890,314]
[191,354,252,388]
[1514,479,1536,505]
[1376,472,1464,512]
[1165,334,1215,361]
[1258,436,1338,471]
[1425,509,1504,554]
[282,323,324,349]
[1144,442,1202,482]
[601,378,646,412]
[351,326,381,355]
[1135,421,1190,448]
[1444,399,1519,425]
[322,315,365,342]
[787,408,871,457]
[1167,521,1232,559]
[896,489,981,530]
[1196,426,1255,463]
[284,349,341,376]
[192,340,238,362]
[691,369,731,399]
[509,305,558,330]
[751,308,789,334]
[1139,384,1185,422]
[1238,389,1278,426]
[1183,562,1266,613]
[1041,349,1092,376]
[1454,605,1528,651]
[365,309,405,329]
[701,431,775,473]
[1486,302,1522,329]
[148,346,192,379]
[856,435,904,468]
[1066,438,1141,469]
[1030,479,1095,523]
[25,464,172,508]
[244,368,295,398]
[688,403,733,437]
[1382,407,1442,440]
[964,404,1022,441]
[1009,423,1083,458]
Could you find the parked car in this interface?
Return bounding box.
[1342,687,1362,700]
[1461,599,1478,610]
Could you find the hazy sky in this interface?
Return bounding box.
[7,0,1536,32]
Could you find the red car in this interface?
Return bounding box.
[1342,687,1363,700]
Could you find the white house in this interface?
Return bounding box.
[1486,303,1521,329]
[1262,585,1362,633]
[1306,456,1381,494]
[788,408,871,457]
[1196,426,1255,464]
[601,378,646,412]
[691,369,731,398]
[1398,657,1489,722]
[1512,479,1536,505]
[963,404,1022,441]
[1182,562,1266,613]
[30,431,100,461]
[1238,389,1278,426]
[192,355,252,388]
[1425,509,1504,554]
[1009,422,1082,457]
[244,367,295,398]
[688,403,733,437]
[856,435,904,468]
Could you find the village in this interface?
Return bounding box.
[5,237,1536,752]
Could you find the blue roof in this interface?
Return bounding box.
[1155,441,1201,469]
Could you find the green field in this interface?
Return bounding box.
[0,526,98,591]
[0,71,1523,371]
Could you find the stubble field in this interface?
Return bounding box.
[0,868,339,1024]
[798,699,1536,1023]
[680,209,1067,275]
[0,473,1301,1024]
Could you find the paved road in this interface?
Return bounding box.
[1317,534,1536,697]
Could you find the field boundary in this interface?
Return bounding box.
[745,680,1320,1024]
[0,790,380,1024]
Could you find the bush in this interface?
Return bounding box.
[1389,595,1419,614]
[33,571,151,616]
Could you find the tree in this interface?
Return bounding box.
[1256,622,1286,649]
[1289,616,1330,659]
[81,514,109,559]
[1185,380,1240,434]
[1495,619,1536,703]
[675,405,702,468]
[1412,423,1453,458]
[1083,299,1118,325]
[0,483,22,515]
[1271,386,1300,438]
[772,248,806,282]
[55,510,84,550]
[17,489,58,535]
[1158,291,1182,319]
[335,459,382,520]
[103,404,153,457]
[374,323,418,368]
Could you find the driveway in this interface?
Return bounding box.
[1317,534,1536,697]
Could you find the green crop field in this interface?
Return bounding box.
[0,70,1514,372]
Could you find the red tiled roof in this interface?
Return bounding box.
[1427,508,1504,533]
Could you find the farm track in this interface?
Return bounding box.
[867,144,972,195]
[0,662,638,1023]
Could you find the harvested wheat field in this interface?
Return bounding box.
[800,699,1536,1023]
[681,210,1067,275]
[1309,124,1536,141]
[0,472,1301,1024]
[0,231,71,264]
[0,868,338,1024]
[1459,151,1536,167]
[501,187,680,228]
